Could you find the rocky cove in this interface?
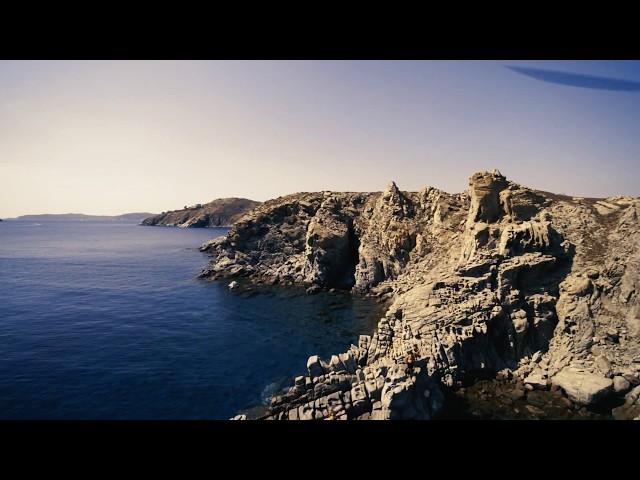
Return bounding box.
[198,170,640,420]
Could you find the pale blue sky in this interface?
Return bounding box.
[1,60,639,217]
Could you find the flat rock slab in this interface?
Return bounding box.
[551,368,613,405]
[524,372,548,390]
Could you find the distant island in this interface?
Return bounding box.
[141,198,261,228]
[6,213,156,223]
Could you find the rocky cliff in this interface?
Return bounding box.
[200,171,640,420]
[141,198,261,228]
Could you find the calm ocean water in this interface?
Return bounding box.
[0,221,381,419]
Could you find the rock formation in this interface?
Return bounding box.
[141,198,261,228]
[202,171,640,420]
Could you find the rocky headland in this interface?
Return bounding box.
[142,198,261,228]
[199,170,640,420]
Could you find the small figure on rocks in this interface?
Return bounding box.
[405,351,416,376]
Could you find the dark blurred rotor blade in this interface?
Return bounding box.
[507,66,640,92]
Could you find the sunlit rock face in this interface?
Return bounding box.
[467,170,508,225]
[201,171,640,420]
[303,195,357,289]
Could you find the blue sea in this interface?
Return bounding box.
[0,221,381,419]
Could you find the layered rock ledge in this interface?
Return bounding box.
[200,170,640,420]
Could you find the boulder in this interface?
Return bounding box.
[358,335,371,351]
[613,376,631,394]
[524,371,548,390]
[551,368,613,405]
[595,355,612,377]
[339,352,357,374]
[328,354,346,373]
[563,276,592,297]
[613,385,640,420]
[307,355,325,378]
[299,402,315,420]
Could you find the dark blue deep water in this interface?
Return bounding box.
[0,221,381,419]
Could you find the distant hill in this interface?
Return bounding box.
[8,212,156,223]
[141,198,261,228]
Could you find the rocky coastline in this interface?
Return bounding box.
[141,198,260,228]
[199,170,640,420]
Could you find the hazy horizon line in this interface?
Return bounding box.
[4,179,638,219]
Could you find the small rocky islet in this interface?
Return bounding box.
[198,170,640,420]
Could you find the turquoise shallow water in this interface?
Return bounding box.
[0,221,381,419]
